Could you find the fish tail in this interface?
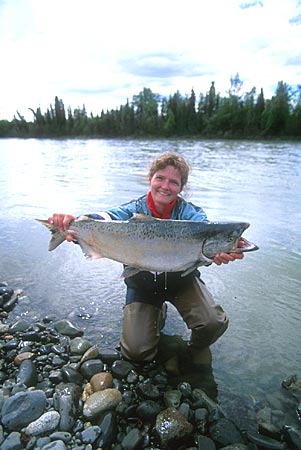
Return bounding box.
[36,219,66,251]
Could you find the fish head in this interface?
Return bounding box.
[202,222,251,258]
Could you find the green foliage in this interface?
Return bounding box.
[0,76,300,139]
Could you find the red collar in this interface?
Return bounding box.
[147,191,177,219]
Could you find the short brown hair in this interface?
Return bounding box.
[148,151,190,189]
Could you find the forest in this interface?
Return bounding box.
[0,75,300,139]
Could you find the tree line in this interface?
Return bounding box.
[0,75,300,139]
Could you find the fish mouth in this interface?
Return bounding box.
[230,237,259,253]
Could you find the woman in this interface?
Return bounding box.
[48,152,243,365]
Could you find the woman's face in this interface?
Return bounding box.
[149,165,182,210]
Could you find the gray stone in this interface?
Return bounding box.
[1,431,23,450]
[80,425,101,444]
[69,337,92,355]
[53,320,83,337]
[17,359,38,387]
[1,389,47,431]
[53,383,81,432]
[121,427,143,450]
[80,359,104,380]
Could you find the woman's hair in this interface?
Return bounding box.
[148,151,190,189]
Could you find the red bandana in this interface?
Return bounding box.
[147,191,177,219]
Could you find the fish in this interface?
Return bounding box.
[36,214,259,277]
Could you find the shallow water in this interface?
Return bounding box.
[0,137,300,404]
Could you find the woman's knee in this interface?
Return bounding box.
[120,302,161,362]
[190,310,229,348]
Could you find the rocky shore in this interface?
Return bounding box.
[0,282,301,450]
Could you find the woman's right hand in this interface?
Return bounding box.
[48,213,76,242]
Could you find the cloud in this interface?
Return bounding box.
[119,52,213,79]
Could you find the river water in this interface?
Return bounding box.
[0,138,300,406]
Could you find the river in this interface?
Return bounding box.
[0,137,300,407]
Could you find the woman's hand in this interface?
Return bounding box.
[213,239,245,266]
[48,213,76,242]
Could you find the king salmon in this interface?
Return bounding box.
[36,214,258,277]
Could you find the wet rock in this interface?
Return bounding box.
[79,345,99,364]
[23,410,60,436]
[137,379,161,400]
[83,388,122,418]
[53,383,82,432]
[121,427,143,450]
[155,407,194,449]
[1,431,23,450]
[41,440,67,449]
[9,319,31,332]
[53,319,84,337]
[98,348,122,365]
[164,389,182,408]
[282,425,301,450]
[96,411,118,449]
[17,359,38,387]
[80,358,104,380]
[61,365,84,384]
[136,399,161,422]
[1,389,47,431]
[196,434,216,450]
[79,425,101,445]
[69,336,92,355]
[111,359,135,379]
[209,418,244,446]
[13,351,35,366]
[90,371,113,392]
[246,431,287,449]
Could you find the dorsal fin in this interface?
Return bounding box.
[129,213,157,222]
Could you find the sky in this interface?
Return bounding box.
[0,0,300,121]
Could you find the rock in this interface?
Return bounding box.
[80,358,105,380]
[53,319,84,337]
[23,410,60,436]
[40,440,67,449]
[90,372,113,392]
[1,390,47,431]
[14,351,35,366]
[121,427,143,450]
[83,388,122,418]
[136,399,161,422]
[53,383,82,432]
[164,389,182,408]
[0,431,23,450]
[61,365,84,384]
[209,418,244,446]
[155,407,194,449]
[69,337,92,355]
[79,425,101,444]
[246,431,287,449]
[111,359,135,379]
[17,359,38,387]
[98,348,122,365]
[79,345,99,364]
[96,412,118,449]
[282,425,301,450]
[137,379,161,400]
[196,435,216,450]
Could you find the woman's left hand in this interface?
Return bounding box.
[213,239,245,265]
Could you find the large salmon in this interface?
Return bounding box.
[36,214,258,277]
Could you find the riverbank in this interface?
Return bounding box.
[0,282,300,450]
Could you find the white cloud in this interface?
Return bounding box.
[0,0,300,120]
